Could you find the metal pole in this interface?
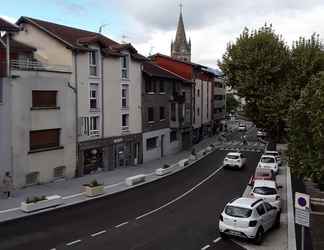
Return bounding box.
[301,225,304,250]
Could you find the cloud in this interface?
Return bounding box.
[55,0,87,16]
[0,15,18,24]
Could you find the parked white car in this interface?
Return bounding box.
[219,197,280,244]
[238,124,247,131]
[223,152,247,169]
[264,151,282,166]
[257,129,267,137]
[251,180,281,211]
[257,155,279,174]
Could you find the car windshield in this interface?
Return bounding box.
[261,157,275,163]
[253,186,277,195]
[225,205,252,218]
[227,155,239,159]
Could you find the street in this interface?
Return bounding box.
[0,128,264,250]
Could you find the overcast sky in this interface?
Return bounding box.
[2,0,324,68]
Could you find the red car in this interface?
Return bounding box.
[249,168,275,186]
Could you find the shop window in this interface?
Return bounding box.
[32,90,57,108]
[148,107,154,122]
[160,106,165,120]
[170,131,178,142]
[146,137,158,150]
[53,166,66,178]
[30,129,60,151]
[25,172,39,185]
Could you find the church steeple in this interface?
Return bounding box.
[171,3,191,62]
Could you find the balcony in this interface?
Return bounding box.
[10,59,72,73]
[89,130,100,137]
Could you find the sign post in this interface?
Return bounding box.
[295,192,310,250]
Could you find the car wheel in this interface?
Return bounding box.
[254,227,264,245]
[220,232,228,239]
[274,213,281,228]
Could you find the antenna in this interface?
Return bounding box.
[98,24,109,34]
[179,2,183,14]
[121,34,130,44]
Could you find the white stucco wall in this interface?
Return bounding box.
[103,53,142,138]
[10,70,76,187]
[142,128,181,163]
[0,78,12,181]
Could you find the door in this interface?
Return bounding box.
[161,135,164,158]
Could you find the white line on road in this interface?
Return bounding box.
[66,239,82,246]
[213,237,221,244]
[91,230,107,237]
[114,221,129,228]
[201,245,210,250]
[0,207,19,214]
[136,165,224,220]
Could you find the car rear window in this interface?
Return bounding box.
[261,157,275,163]
[255,170,271,178]
[253,186,277,195]
[225,205,252,218]
[227,155,239,159]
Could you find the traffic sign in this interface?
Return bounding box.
[295,192,310,210]
[295,208,310,227]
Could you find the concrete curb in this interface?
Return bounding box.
[287,166,297,250]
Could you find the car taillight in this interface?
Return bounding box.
[249,220,258,227]
[220,214,223,221]
[276,195,280,200]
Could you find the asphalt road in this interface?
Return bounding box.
[0,127,262,250]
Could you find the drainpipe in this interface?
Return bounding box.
[73,51,79,177]
[6,34,10,77]
[101,53,104,137]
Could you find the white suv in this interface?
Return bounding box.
[264,151,282,166]
[257,155,279,174]
[223,152,246,169]
[219,197,280,244]
[251,180,281,211]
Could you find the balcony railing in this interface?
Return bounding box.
[10,59,72,73]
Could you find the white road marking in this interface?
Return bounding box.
[0,207,20,214]
[91,230,106,237]
[66,239,82,246]
[114,221,129,228]
[201,245,210,250]
[136,165,224,220]
[213,237,221,244]
[63,193,83,200]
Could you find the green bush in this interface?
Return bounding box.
[25,195,47,204]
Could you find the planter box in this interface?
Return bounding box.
[84,185,105,197]
[155,166,174,176]
[189,154,197,161]
[21,195,63,213]
[125,174,146,186]
[178,158,189,167]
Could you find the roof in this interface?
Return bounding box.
[230,197,261,208]
[150,53,203,68]
[0,38,36,52]
[253,180,277,188]
[142,61,191,82]
[0,17,19,32]
[17,16,118,50]
[226,152,241,156]
[172,12,190,53]
[265,151,279,155]
[261,155,276,159]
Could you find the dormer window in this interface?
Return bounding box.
[121,55,129,79]
[89,51,98,76]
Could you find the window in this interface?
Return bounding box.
[145,79,156,93]
[148,107,154,122]
[89,84,98,109]
[146,137,158,150]
[89,51,98,76]
[53,166,66,178]
[32,90,57,108]
[171,103,176,121]
[89,116,99,136]
[197,89,200,97]
[121,55,129,79]
[160,106,165,120]
[30,129,60,151]
[225,205,252,218]
[0,79,3,103]
[121,85,128,108]
[256,204,266,216]
[214,95,224,100]
[159,80,165,93]
[170,131,177,142]
[81,117,90,136]
[122,114,129,130]
[197,107,200,116]
[264,202,273,211]
[25,172,39,185]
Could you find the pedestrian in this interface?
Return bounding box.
[3,172,13,198]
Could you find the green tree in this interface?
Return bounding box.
[288,73,324,182]
[219,24,290,140]
[225,93,240,114]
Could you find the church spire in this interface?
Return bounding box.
[171,3,191,62]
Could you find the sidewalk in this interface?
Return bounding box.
[0,129,236,222]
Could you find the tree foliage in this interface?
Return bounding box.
[219,24,290,139]
[226,93,240,113]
